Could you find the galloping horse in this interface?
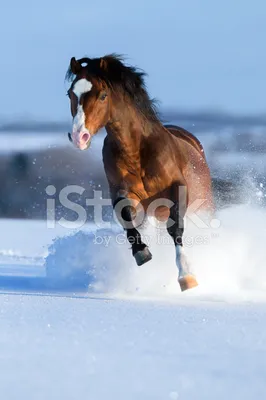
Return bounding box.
[66,54,214,291]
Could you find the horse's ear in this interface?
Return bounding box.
[70,57,81,75]
[100,58,108,71]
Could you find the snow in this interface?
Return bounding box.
[0,204,266,398]
[0,127,265,398]
[1,0,266,394]
[0,294,266,400]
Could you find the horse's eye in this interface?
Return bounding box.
[99,92,107,101]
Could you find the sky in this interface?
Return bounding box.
[0,0,266,120]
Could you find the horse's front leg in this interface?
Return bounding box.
[167,191,198,291]
[113,193,152,266]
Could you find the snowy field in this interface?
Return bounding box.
[0,202,266,399]
[1,0,266,396]
[0,127,265,399]
[0,122,265,399]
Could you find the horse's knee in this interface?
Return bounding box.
[113,195,140,223]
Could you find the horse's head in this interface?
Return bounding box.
[66,54,158,150]
[66,57,111,150]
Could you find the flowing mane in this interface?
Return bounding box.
[66,54,160,123]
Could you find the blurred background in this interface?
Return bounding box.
[0,0,266,219]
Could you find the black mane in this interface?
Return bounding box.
[66,54,159,123]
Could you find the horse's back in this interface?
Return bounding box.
[164,124,204,155]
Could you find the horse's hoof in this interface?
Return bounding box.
[134,247,152,266]
[178,275,198,291]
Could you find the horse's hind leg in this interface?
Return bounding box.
[167,199,198,291]
[113,196,152,266]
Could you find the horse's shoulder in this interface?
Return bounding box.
[164,124,203,154]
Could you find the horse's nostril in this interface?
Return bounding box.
[81,133,90,143]
[68,132,72,142]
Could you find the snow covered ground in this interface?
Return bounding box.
[0,203,266,399]
[0,122,265,399]
[1,290,266,400]
[1,0,266,395]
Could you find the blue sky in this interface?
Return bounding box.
[1,0,266,120]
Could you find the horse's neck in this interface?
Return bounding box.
[106,106,148,156]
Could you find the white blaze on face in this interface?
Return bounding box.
[73,78,92,99]
[72,78,93,139]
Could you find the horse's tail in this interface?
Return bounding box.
[212,178,243,209]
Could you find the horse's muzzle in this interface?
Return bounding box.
[70,130,91,150]
[68,132,73,142]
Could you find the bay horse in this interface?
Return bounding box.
[66,54,214,291]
